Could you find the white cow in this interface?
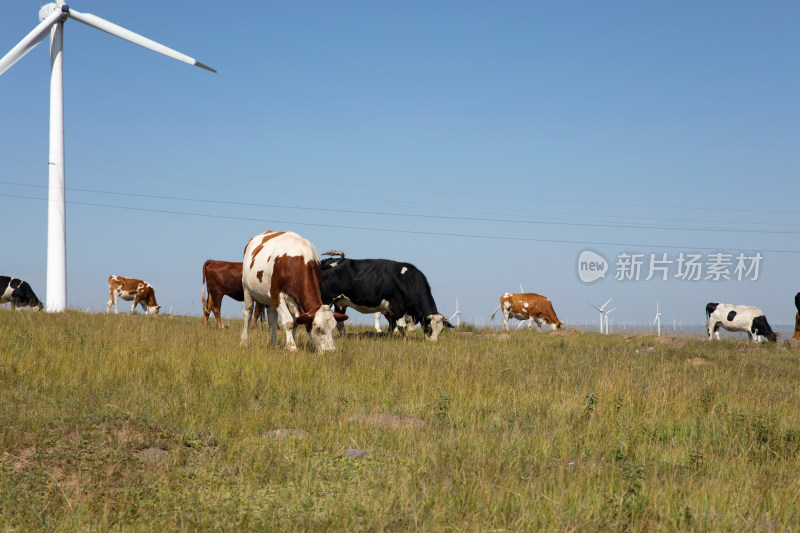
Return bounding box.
[706,302,778,343]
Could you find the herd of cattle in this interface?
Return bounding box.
[3,230,800,352]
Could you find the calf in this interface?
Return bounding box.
[706,302,777,343]
[241,230,347,352]
[320,254,452,341]
[793,292,800,341]
[0,276,43,311]
[491,292,563,331]
[106,275,161,315]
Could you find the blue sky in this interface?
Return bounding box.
[1,1,798,331]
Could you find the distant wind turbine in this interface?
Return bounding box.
[450,298,463,327]
[604,307,617,335]
[589,298,612,334]
[653,301,662,337]
[0,0,215,312]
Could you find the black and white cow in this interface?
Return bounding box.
[706,302,778,343]
[320,254,452,341]
[0,276,43,311]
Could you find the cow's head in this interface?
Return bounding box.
[32,299,44,312]
[551,319,564,330]
[148,305,161,315]
[296,307,348,352]
[423,314,454,341]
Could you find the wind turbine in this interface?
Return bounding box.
[450,298,463,327]
[589,298,612,334]
[653,301,662,336]
[0,1,215,312]
[604,307,617,335]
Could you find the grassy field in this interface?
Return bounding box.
[1,310,799,531]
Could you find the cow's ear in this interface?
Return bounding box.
[333,312,349,323]
[443,317,455,329]
[295,313,313,325]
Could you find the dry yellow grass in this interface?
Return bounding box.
[1,310,799,531]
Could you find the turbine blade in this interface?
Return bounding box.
[67,9,216,73]
[0,10,64,76]
[601,298,613,309]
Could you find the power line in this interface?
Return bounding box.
[5,191,800,254]
[2,146,799,216]
[3,179,799,235]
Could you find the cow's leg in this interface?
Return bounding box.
[266,306,279,346]
[386,315,398,336]
[130,294,139,314]
[714,323,721,340]
[334,305,347,336]
[374,312,382,333]
[249,302,265,330]
[107,290,117,314]
[502,309,510,331]
[240,290,255,346]
[527,317,534,329]
[215,297,224,328]
[276,297,298,351]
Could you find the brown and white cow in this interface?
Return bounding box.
[201,260,265,329]
[240,231,347,352]
[106,275,160,315]
[491,292,563,331]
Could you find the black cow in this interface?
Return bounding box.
[0,276,43,311]
[320,253,453,341]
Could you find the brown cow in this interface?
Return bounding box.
[106,275,160,315]
[240,230,347,352]
[793,292,800,341]
[491,292,563,331]
[202,259,264,328]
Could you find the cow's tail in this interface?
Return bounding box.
[491,304,502,321]
[795,292,800,314]
[201,260,209,315]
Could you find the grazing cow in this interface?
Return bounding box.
[201,260,264,328]
[241,230,347,352]
[0,276,43,311]
[706,302,778,343]
[106,275,161,315]
[319,254,452,341]
[793,292,800,341]
[491,292,563,331]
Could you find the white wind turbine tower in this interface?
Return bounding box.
[654,301,662,337]
[450,298,463,327]
[604,307,617,335]
[0,1,215,312]
[589,298,612,334]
